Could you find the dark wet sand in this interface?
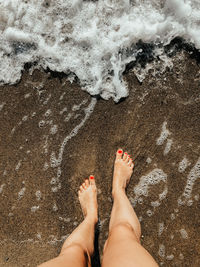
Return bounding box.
[0,51,200,266]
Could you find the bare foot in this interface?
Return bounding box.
[112,149,134,196]
[78,175,98,223]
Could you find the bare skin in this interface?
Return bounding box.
[102,149,159,267]
[38,149,158,267]
[38,175,98,267]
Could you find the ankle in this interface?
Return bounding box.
[112,187,126,198]
[85,214,98,224]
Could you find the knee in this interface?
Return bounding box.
[60,242,85,256]
[109,222,141,242]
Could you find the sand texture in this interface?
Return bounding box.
[0,51,200,266]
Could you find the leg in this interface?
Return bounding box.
[102,149,158,267]
[38,175,98,267]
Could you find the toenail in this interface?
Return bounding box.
[118,150,122,154]
[90,175,94,179]
[124,152,127,154]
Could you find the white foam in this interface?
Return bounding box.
[179,228,188,239]
[22,115,28,121]
[39,120,45,128]
[43,162,49,171]
[31,205,40,212]
[157,121,171,146]
[50,98,96,169]
[44,109,51,117]
[158,222,164,236]
[0,102,5,112]
[15,160,22,171]
[36,233,42,240]
[178,157,190,173]
[18,187,26,199]
[146,209,153,217]
[1,0,200,101]
[163,138,173,155]
[146,157,152,164]
[170,213,175,220]
[50,124,58,135]
[60,107,67,115]
[59,216,71,223]
[158,244,165,258]
[0,184,5,194]
[35,190,41,201]
[178,157,200,205]
[53,203,58,211]
[24,93,31,98]
[134,168,167,200]
[166,254,174,261]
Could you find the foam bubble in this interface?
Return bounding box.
[0,102,5,112]
[44,109,51,117]
[53,203,58,211]
[179,228,188,239]
[39,120,45,128]
[15,160,22,171]
[1,1,200,101]
[163,138,173,155]
[166,254,174,261]
[134,168,167,199]
[60,107,68,115]
[147,209,153,217]
[22,115,28,121]
[158,222,164,236]
[0,184,6,194]
[146,157,152,164]
[178,157,200,205]
[158,244,165,258]
[31,205,39,212]
[35,190,41,201]
[18,187,26,199]
[157,121,171,146]
[36,233,42,240]
[178,157,189,173]
[50,124,58,135]
[24,93,31,99]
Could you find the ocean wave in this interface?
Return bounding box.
[0,0,200,101]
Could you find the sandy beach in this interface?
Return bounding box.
[0,50,200,266]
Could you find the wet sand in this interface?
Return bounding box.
[0,51,200,266]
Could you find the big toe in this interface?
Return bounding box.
[116,148,123,160]
[89,175,96,186]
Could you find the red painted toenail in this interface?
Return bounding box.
[90,175,94,179]
[124,152,127,154]
[118,150,122,154]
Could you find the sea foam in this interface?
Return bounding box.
[0,0,200,101]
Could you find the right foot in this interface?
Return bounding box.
[78,175,98,223]
[112,149,134,196]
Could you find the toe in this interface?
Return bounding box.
[125,154,130,163]
[116,148,123,160]
[82,182,87,189]
[128,158,132,166]
[123,152,128,161]
[89,175,95,186]
[80,185,84,191]
[85,179,89,187]
[130,162,134,169]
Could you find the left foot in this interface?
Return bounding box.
[78,175,98,223]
